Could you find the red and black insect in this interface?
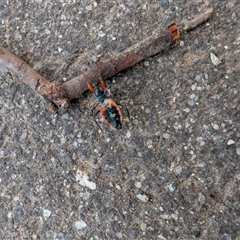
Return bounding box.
[88,80,123,129]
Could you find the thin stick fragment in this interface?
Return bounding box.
[0,46,69,108]
[62,23,180,99]
[183,8,213,32]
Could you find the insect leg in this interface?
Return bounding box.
[115,102,130,120]
[93,109,103,130]
[100,80,106,90]
[88,83,95,92]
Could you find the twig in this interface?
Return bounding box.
[0,8,213,109]
[62,23,179,100]
[0,47,69,109]
[183,8,213,32]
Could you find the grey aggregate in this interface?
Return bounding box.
[0,0,240,239]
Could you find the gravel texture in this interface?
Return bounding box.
[0,0,240,239]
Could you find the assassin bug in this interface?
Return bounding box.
[88,80,123,129]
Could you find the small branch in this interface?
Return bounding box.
[0,46,69,109]
[183,8,213,32]
[0,8,213,109]
[62,23,179,100]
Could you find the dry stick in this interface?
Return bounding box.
[0,47,69,109]
[0,8,213,109]
[62,23,179,100]
[63,7,213,100]
[183,8,213,32]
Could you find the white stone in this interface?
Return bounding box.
[136,194,148,202]
[212,123,219,130]
[160,214,171,220]
[116,232,123,238]
[43,209,51,220]
[144,61,150,67]
[98,31,105,37]
[210,52,221,66]
[140,222,147,231]
[227,139,235,145]
[134,182,141,188]
[75,220,87,229]
[162,133,170,139]
[190,94,196,99]
[174,165,182,174]
[13,196,19,201]
[167,183,175,192]
[85,5,92,11]
[76,170,96,190]
[236,148,240,155]
[126,130,131,138]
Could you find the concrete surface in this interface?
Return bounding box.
[0,0,240,239]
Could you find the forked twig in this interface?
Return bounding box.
[0,8,213,109]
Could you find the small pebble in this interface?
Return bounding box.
[133,119,138,125]
[162,133,170,139]
[234,35,240,45]
[140,222,147,231]
[227,139,235,145]
[210,52,221,66]
[147,139,152,146]
[136,194,148,202]
[191,84,197,91]
[75,220,87,229]
[85,5,92,11]
[190,94,196,99]
[137,152,142,157]
[187,100,195,106]
[195,75,201,82]
[171,213,178,221]
[145,108,150,113]
[174,165,182,174]
[116,232,123,238]
[45,29,50,34]
[98,31,105,37]
[13,196,19,201]
[134,181,141,188]
[43,209,51,220]
[236,148,240,155]
[160,214,171,220]
[144,61,150,67]
[126,130,131,138]
[167,183,175,192]
[180,41,184,46]
[212,123,219,130]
